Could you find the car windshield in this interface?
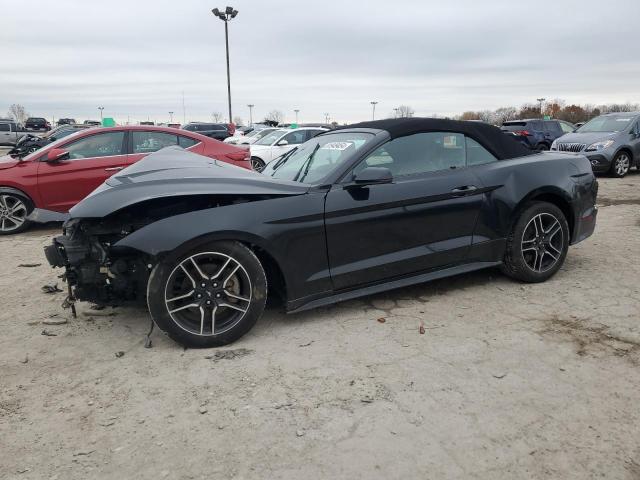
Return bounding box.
[265,132,373,184]
[254,129,287,146]
[578,116,635,132]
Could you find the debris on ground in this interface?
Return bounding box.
[43,313,68,325]
[298,341,313,347]
[419,322,426,335]
[41,284,63,294]
[205,348,254,361]
[19,354,28,364]
[377,317,386,323]
[73,450,95,457]
[83,310,117,317]
[115,351,125,358]
[18,263,41,268]
[199,406,208,414]
[41,330,57,337]
[493,373,507,379]
[296,429,305,437]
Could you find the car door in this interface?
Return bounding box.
[630,119,640,162]
[324,132,485,290]
[268,130,308,162]
[0,123,13,145]
[36,130,128,212]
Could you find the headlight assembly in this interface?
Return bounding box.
[585,140,614,152]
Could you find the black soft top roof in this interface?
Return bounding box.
[340,117,534,160]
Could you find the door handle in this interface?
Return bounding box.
[451,185,478,196]
[104,166,124,171]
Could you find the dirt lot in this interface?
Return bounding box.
[1,172,639,479]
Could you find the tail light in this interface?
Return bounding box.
[224,147,252,169]
[514,130,530,136]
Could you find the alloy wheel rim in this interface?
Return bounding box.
[615,155,629,176]
[251,158,265,172]
[0,195,27,232]
[521,213,564,273]
[164,252,252,336]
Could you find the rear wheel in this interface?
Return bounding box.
[610,151,630,178]
[0,192,32,235]
[536,143,550,152]
[501,202,569,283]
[251,156,266,172]
[147,241,267,348]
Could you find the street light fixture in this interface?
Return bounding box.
[393,107,399,119]
[247,104,254,126]
[537,97,546,118]
[294,109,300,124]
[98,106,104,121]
[168,111,174,123]
[212,6,239,126]
[370,101,378,120]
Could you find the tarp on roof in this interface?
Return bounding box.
[339,117,534,160]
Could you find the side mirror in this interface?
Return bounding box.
[276,139,288,146]
[349,167,393,187]
[46,148,69,162]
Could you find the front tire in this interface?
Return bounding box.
[501,202,569,283]
[0,192,32,235]
[251,156,266,172]
[147,241,267,348]
[609,151,631,178]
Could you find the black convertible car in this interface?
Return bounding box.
[45,118,598,347]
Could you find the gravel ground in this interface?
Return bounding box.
[1,172,639,479]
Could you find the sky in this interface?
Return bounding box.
[2,0,639,125]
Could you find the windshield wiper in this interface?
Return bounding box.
[271,147,298,171]
[294,143,321,183]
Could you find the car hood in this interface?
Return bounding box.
[556,131,620,145]
[0,155,20,170]
[70,146,310,218]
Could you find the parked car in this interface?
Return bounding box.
[57,118,77,126]
[550,112,640,177]
[249,127,328,171]
[501,119,575,151]
[43,118,597,348]
[84,120,101,126]
[224,126,276,146]
[0,126,251,234]
[182,122,231,141]
[25,117,51,131]
[9,124,93,156]
[0,121,29,146]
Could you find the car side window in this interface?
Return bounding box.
[356,132,466,178]
[178,136,198,148]
[64,132,126,160]
[559,121,575,134]
[465,137,498,166]
[132,131,179,154]
[282,130,307,145]
[304,129,323,141]
[0,124,9,132]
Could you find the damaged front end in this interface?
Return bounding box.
[45,218,153,307]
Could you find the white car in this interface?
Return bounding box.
[249,127,328,171]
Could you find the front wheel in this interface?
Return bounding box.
[147,241,267,348]
[0,192,32,235]
[501,202,569,283]
[609,152,631,178]
[251,156,266,172]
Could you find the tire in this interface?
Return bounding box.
[251,156,266,172]
[147,240,267,348]
[0,191,33,235]
[609,151,631,178]
[536,143,550,152]
[500,201,569,283]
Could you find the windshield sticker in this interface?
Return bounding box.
[616,118,631,122]
[443,135,458,148]
[321,142,353,151]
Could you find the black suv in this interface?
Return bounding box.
[57,118,77,126]
[501,119,575,151]
[182,122,231,141]
[25,117,51,131]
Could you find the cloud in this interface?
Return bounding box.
[1,0,638,124]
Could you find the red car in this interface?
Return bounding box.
[0,126,251,234]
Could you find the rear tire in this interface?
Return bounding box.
[609,151,631,178]
[147,240,267,348]
[500,202,569,283]
[0,191,33,235]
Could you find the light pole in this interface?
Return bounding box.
[370,101,378,120]
[324,113,330,124]
[247,104,254,126]
[168,111,174,123]
[537,97,546,118]
[393,107,399,118]
[98,106,104,121]
[212,6,238,126]
[294,109,300,124]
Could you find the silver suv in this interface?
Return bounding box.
[551,112,640,177]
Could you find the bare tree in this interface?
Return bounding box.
[493,107,518,124]
[265,110,284,124]
[232,116,243,126]
[7,104,29,124]
[396,105,415,118]
[211,112,224,122]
